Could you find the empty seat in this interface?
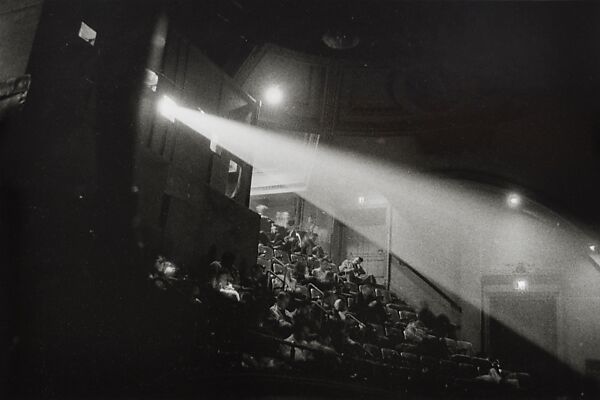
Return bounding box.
[385,326,403,339]
[395,342,418,353]
[370,323,386,337]
[457,363,479,379]
[471,357,492,373]
[456,340,474,356]
[343,281,359,293]
[385,305,401,321]
[310,287,323,300]
[295,285,309,298]
[420,355,440,369]
[399,352,420,367]
[272,264,285,274]
[363,343,381,360]
[290,254,306,263]
[256,256,271,271]
[258,245,274,259]
[444,338,457,354]
[274,249,290,264]
[399,311,417,322]
[450,354,473,365]
[381,348,400,363]
[439,359,458,375]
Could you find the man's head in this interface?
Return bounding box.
[319,259,330,270]
[360,284,374,297]
[276,292,290,309]
[215,270,229,288]
[352,256,363,265]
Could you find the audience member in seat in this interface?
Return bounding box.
[281,323,311,362]
[282,235,300,254]
[404,315,448,358]
[332,298,356,327]
[215,270,241,301]
[351,284,387,324]
[310,235,325,259]
[269,292,294,337]
[285,220,302,242]
[291,261,309,284]
[340,257,376,285]
[300,232,315,256]
[269,224,283,245]
[311,259,336,290]
[328,320,364,357]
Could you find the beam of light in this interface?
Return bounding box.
[168,104,598,375]
[157,95,178,122]
[264,85,283,105]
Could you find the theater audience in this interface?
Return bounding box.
[147,215,529,396]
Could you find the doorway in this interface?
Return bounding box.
[484,292,558,375]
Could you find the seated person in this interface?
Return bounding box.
[328,320,364,357]
[291,261,309,283]
[350,284,387,325]
[332,298,359,328]
[214,270,240,301]
[282,235,300,254]
[270,225,285,247]
[340,257,376,285]
[311,259,336,290]
[281,323,311,362]
[269,292,294,337]
[404,317,448,358]
[300,232,315,256]
[403,319,433,343]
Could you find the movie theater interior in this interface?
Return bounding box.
[2,1,600,399]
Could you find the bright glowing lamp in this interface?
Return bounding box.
[507,193,521,208]
[264,85,283,105]
[158,95,178,122]
[516,279,528,291]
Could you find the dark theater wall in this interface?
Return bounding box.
[2,1,259,396]
[133,24,260,273]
